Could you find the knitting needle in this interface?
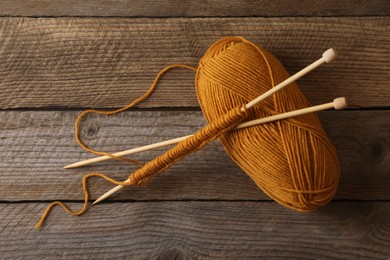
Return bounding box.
[65,48,337,169]
[244,48,337,109]
[92,97,347,205]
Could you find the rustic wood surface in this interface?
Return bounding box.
[0,17,389,109]
[1,202,389,259]
[0,110,389,201]
[0,0,388,17]
[0,1,389,258]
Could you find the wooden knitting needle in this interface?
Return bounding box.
[92,97,347,205]
[65,48,337,169]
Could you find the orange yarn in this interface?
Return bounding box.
[128,106,248,185]
[74,63,198,166]
[36,64,199,229]
[36,37,340,229]
[196,37,339,212]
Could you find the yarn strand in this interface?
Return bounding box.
[74,64,197,166]
[36,64,197,229]
[35,172,131,229]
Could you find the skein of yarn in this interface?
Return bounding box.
[196,37,340,212]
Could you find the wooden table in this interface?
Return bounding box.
[1,1,389,258]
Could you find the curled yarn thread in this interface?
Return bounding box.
[196,37,340,212]
[35,64,248,229]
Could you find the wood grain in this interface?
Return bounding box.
[0,0,390,17]
[0,110,388,201]
[0,17,389,109]
[0,0,388,17]
[1,0,388,257]
[0,201,389,258]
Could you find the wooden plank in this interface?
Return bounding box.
[0,17,388,109]
[0,0,388,17]
[0,201,389,258]
[0,110,388,201]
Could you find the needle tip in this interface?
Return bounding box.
[92,184,127,206]
[64,162,81,169]
[322,48,337,63]
[333,97,348,110]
